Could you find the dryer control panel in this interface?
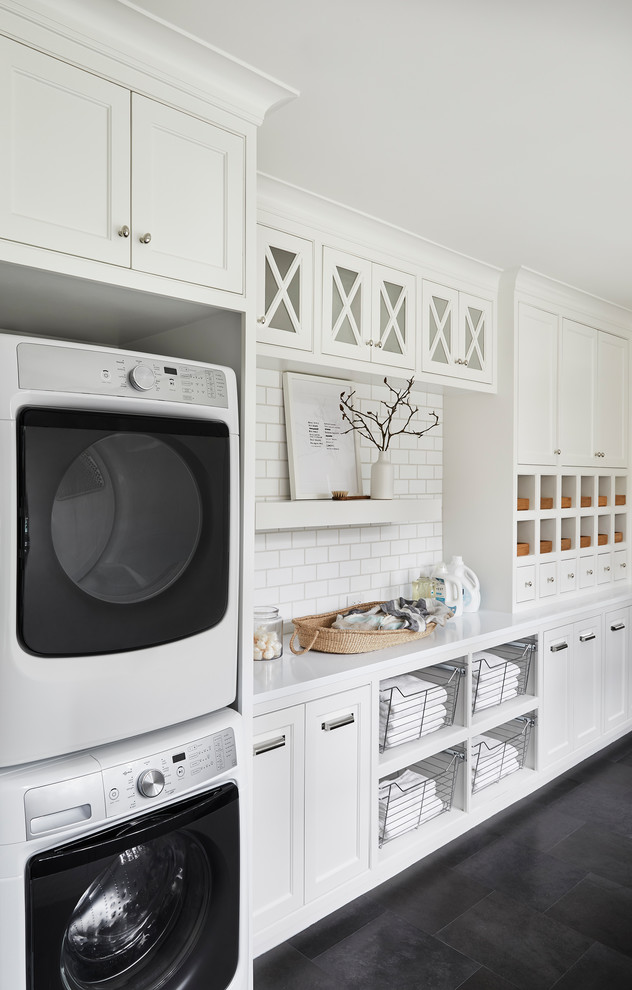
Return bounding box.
[101,726,236,817]
[17,342,230,408]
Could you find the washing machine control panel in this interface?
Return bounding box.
[17,342,230,408]
[101,727,236,817]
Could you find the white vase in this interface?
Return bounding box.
[370,450,394,499]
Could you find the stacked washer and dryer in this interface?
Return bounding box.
[0,334,247,990]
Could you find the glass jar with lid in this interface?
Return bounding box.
[253,606,283,660]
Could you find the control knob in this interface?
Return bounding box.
[129,364,156,391]
[137,769,165,798]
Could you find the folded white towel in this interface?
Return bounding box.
[474,675,519,697]
[381,716,446,748]
[381,674,448,704]
[379,794,445,840]
[473,688,518,712]
[472,735,519,762]
[380,699,447,722]
[472,758,520,789]
[379,768,437,797]
[380,702,447,731]
[473,651,521,680]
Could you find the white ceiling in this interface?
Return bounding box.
[133,0,632,312]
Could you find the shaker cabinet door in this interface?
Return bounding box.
[131,94,244,291]
[0,35,130,265]
[516,304,559,465]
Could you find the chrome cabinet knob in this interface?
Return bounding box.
[118,224,130,238]
[257,316,267,324]
[554,449,561,455]
[139,232,152,244]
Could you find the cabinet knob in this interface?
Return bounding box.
[622,563,627,569]
[605,566,611,572]
[568,572,575,579]
[139,232,152,244]
[375,340,383,348]
[547,576,555,583]
[367,339,374,347]
[587,569,593,575]
[257,316,267,324]
[554,449,561,455]
[525,580,533,588]
[118,224,130,238]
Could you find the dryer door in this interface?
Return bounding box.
[26,783,240,990]
[18,408,231,656]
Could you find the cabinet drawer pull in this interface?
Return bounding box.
[610,623,625,632]
[550,641,568,652]
[254,735,286,756]
[322,713,355,732]
[579,633,596,642]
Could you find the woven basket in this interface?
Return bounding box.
[289,601,437,656]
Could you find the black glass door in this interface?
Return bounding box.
[18,408,231,656]
[26,784,240,990]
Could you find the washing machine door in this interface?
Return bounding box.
[17,407,231,656]
[26,784,240,990]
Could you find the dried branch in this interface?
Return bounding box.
[339,377,440,452]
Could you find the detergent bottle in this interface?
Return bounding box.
[448,555,481,612]
[430,561,462,615]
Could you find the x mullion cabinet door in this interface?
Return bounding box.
[372,264,415,370]
[321,247,373,362]
[257,226,313,351]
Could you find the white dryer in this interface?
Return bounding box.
[0,333,240,766]
[0,708,247,990]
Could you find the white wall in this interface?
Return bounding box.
[254,366,444,624]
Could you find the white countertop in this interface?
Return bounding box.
[253,584,632,707]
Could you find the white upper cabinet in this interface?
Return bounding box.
[0,36,131,266]
[321,247,415,371]
[516,304,559,465]
[421,280,493,385]
[0,36,245,293]
[595,330,628,467]
[560,320,628,468]
[257,226,313,351]
[131,94,244,292]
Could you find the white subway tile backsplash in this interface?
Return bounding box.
[255,368,443,622]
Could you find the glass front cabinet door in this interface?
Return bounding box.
[257,226,313,352]
[322,247,414,370]
[421,280,493,385]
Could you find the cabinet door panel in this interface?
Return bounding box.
[421,281,459,377]
[559,320,596,466]
[573,620,601,749]
[257,226,313,350]
[540,627,573,766]
[596,332,628,467]
[252,707,304,932]
[372,264,415,370]
[131,94,244,291]
[0,36,130,265]
[516,305,558,465]
[321,247,372,361]
[460,292,493,384]
[304,686,371,902]
[603,607,629,732]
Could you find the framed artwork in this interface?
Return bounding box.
[282,372,363,499]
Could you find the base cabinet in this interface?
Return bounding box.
[540,615,602,766]
[252,685,371,940]
[603,606,630,732]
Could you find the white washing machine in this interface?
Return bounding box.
[0,707,247,990]
[0,333,240,766]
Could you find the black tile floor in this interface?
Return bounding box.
[254,732,632,990]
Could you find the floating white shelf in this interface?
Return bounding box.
[255,497,442,532]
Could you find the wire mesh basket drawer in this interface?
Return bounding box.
[471,715,536,794]
[379,664,464,752]
[378,749,462,847]
[472,639,535,714]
